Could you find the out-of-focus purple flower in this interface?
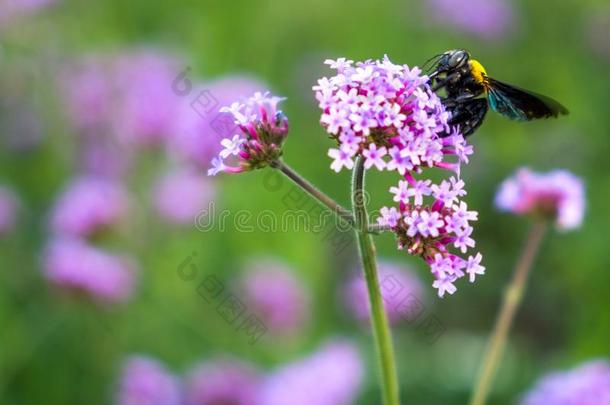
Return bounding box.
[239,259,309,336]
[207,91,289,176]
[344,260,424,324]
[0,186,19,236]
[113,51,181,146]
[116,356,181,405]
[42,238,137,303]
[184,359,260,405]
[49,176,129,238]
[495,168,585,230]
[586,8,610,62]
[60,55,117,135]
[425,0,515,41]
[153,168,216,225]
[0,0,55,27]
[259,341,363,405]
[520,360,610,405]
[168,76,266,169]
[314,56,472,174]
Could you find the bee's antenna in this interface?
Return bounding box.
[422,53,443,73]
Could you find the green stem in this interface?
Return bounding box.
[469,221,547,405]
[352,156,400,405]
[271,159,355,227]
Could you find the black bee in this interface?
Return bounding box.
[426,49,569,136]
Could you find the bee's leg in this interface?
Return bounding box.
[439,98,488,137]
[431,72,460,92]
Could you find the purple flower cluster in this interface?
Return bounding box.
[344,260,424,324]
[116,342,363,405]
[116,356,182,405]
[50,176,129,237]
[153,169,216,225]
[425,0,515,41]
[314,56,471,174]
[185,360,261,405]
[316,56,481,297]
[377,186,484,297]
[520,360,610,405]
[42,238,137,303]
[259,341,364,405]
[239,259,309,336]
[495,168,585,230]
[208,92,289,176]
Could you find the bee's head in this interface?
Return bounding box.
[430,49,470,78]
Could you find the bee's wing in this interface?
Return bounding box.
[486,77,569,121]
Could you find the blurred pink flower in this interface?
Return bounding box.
[240,258,309,336]
[168,75,266,169]
[49,176,129,238]
[0,0,55,27]
[259,341,363,405]
[0,185,19,236]
[426,0,515,41]
[43,238,137,303]
[153,168,216,225]
[344,260,425,325]
[495,168,585,230]
[184,359,260,405]
[116,356,181,405]
[520,360,610,405]
[113,51,182,146]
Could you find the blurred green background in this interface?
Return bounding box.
[1,0,609,403]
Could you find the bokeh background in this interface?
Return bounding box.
[1,0,609,404]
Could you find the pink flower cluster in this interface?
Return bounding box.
[377,176,484,297]
[117,356,182,405]
[49,176,129,237]
[314,56,481,297]
[314,56,471,174]
[495,168,585,230]
[208,92,289,176]
[116,341,363,405]
[239,259,309,336]
[43,238,137,303]
[520,360,610,405]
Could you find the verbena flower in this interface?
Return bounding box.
[344,260,424,325]
[520,360,610,405]
[314,56,472,174]
[378,178,483,297]
[259,341,363,405]
[153,168,216,225]
[0,185,19,236]
[239,258,309,336]
[42,238,137,303]
[169,76,266,169]
[184,359,260,405]
[208,92,289,176]
[49,176,129,238]
[116,356,181,405]
[425,0,515,41]
[495,168,585,230]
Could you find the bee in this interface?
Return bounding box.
[426,49,569,136]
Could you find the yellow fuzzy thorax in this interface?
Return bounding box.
[469,59,488,85]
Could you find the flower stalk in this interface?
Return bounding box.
[352,156,400,405]
[271,159,355,227]
[469,220,547,405]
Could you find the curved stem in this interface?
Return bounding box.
[469,221,547,405]
[271,159,355,226]
[352,156,400,405]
